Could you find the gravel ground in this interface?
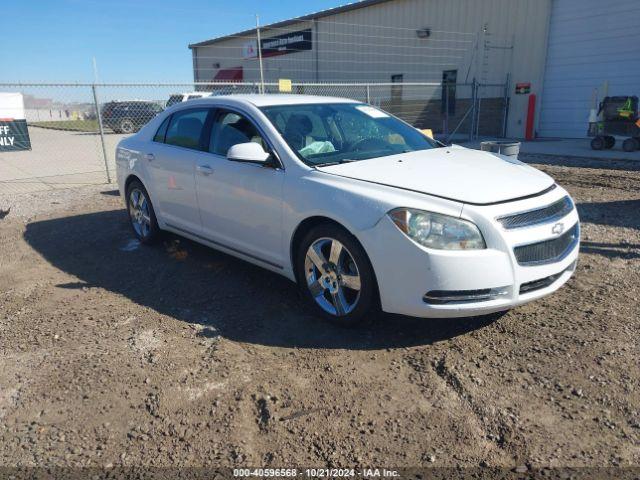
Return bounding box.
[0,154,639,472]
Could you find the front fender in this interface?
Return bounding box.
[282,170,464,273]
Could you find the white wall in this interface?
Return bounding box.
[0,92,25,119]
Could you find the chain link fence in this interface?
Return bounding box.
[0,81,507,195]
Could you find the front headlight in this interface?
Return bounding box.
[388,208,486,250]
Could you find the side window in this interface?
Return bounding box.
[153,115,171,143]
[164,108,209,150]
[209,110,267,156]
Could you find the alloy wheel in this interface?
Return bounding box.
[129,188,151,239]
[120,119,135,134]
[304,237,361,316]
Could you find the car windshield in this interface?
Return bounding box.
[260,103,439,166]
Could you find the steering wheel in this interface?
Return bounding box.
[349,137,391,153]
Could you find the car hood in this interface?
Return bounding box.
[315,147,554,205]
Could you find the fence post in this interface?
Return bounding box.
[475,84,482,140]
[444,83,450,138]
[366,84,371,104]
[91,84,111,183]
[469,79,477,141]
[256,15,265,94]
[501,73,511,138]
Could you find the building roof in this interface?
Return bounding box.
[188,0,394,48]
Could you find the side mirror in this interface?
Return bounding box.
[226,142,271,163]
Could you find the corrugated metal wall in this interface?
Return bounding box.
[193,0,552,137]
[538,0,640,138]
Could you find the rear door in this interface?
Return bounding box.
[146,107,212,234]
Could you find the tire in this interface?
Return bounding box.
[104,122,120,134]
[125,180,160,244]
[604,136,615,149]
[119,118,136,134]
[295,223,378,327]
[590,136,605,151]
[622,138,639,152]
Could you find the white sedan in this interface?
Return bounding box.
[115,95,579,326]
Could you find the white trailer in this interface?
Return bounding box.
[0,92,25,120]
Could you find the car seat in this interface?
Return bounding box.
[284,114,313,150]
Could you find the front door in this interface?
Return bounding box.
[195,109,284,268]
[146,107,211,234]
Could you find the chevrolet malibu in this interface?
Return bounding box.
[115,95,579,326]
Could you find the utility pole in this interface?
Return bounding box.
[92,57,99,83]
[256,14,265,94]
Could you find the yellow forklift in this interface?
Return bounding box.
[589,96,640,152]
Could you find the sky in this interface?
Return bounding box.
[1,0,345,83]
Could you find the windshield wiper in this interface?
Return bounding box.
[314,158,358,167]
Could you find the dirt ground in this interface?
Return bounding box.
[0,154,639,472]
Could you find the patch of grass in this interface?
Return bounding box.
[30,120,99,132]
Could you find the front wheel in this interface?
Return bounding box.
[296,224,378,327]
[126,180,160,244]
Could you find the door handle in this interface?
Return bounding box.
[145,153,155,162]
[196,164,214,175]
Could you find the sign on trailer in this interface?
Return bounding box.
[0,120,31,151]
[0,93,31,151]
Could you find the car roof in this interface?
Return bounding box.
[187,94,360,108]
[171,92,212,96]
[110,100,155,104]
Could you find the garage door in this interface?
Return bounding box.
[538,0,640,138]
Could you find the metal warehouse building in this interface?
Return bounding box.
[190,0,640,139]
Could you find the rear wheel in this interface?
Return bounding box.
[126,180,160,244]
[296,224,378,327]
[119,118,136,134]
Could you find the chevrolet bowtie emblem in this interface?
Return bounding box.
[552,222,565,235]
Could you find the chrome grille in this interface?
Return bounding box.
[497,196,573,229]
[514,223,579,266]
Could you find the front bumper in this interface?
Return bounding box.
[362,186,580,318]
